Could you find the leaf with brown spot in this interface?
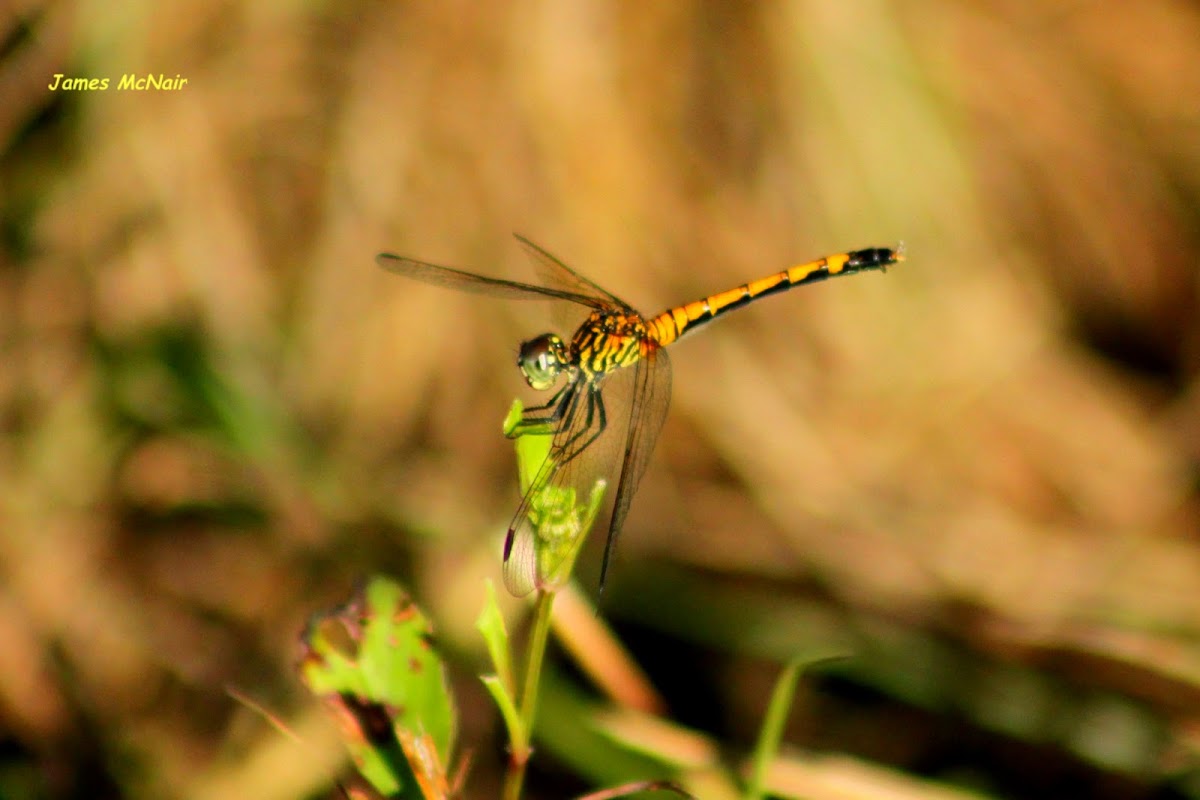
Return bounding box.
[300,577,458,799]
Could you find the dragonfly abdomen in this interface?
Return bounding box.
[647,246,902,345]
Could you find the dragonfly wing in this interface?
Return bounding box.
[598,347,672,592]
[513,235,636,312]
[376,252,603,307]
[502,366,640,596]
[501,501,540,597]
[501,423,573,597]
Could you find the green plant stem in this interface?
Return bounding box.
[503,589,557,800]
[746,657,804,800]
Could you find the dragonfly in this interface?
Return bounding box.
[377,236,903,596]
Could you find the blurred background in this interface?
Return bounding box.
[3,2,1200,798]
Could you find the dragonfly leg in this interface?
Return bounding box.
[506,383,573,438]
[521,382,570,416]
[555,384,607,467]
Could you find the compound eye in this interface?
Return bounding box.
[518,335,564,391]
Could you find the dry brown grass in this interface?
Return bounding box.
[3,2,1200,798]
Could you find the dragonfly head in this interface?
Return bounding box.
[518,333,568,391]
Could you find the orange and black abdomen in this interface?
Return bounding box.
[647,246,901,346]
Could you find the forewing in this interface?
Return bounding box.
[598,348,672,592]
[513,235,636,311]
[376,252,603,307]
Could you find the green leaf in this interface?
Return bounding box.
[503,398,607,594]
[501,397,525,436]
[746,656,807,800]
[300,577,457,799]
[505,399,554,495]
[475,581,525,750]
[481,674,526,756]
[532,478,607,590]
[475,581,514,694]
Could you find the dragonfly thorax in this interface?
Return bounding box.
[518,333,569,391]
[570,309,650,380]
